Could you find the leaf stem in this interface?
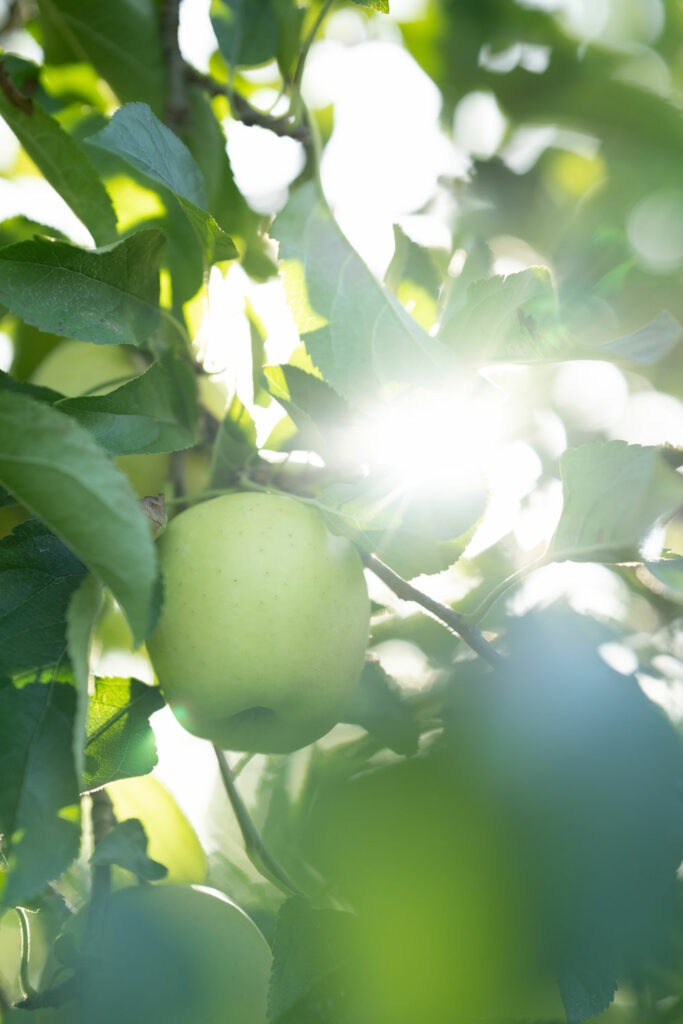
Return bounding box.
[213,746,303,898]
[16,906,37,1001]
[363,553,505,670]
[462,552,551,625]
[290,0,336,118]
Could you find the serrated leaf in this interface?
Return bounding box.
[272,183,447,401]
[0,59,117,246]
[0,392,159,645]
[90,818,167,881]
[342,657,419,755]
[87,104,237,266]
[58,359,200,455]
[0,519,87,678]
[351,0,389,11]
[66,574,103,777]
[596,311,682,366]
[209,395,257,487]
[36,0,166,114]
[0,229,164,347]
[210,0,279,69]
[550,441,683,563]
[83,677,164,792]
[0,682,81,909]
[438,267,567,364]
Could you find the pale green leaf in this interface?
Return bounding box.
[66,574,103,778]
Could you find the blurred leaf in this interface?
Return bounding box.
[90,818,168,881]
[36,0,166,114]
[596,311,682,367]
[342,657,419,755]
[272,183,447,401]
[351,0,389,11]
[550,441,683,563]
[59,360,200,455]
[438,267,568,364]
[87,103,237,265]
[82,677,164,792]
[210,0,279,69]
[637,557,683,605]
[0,59,117,246]
[0,682,80,910]
[268,897,358,1024]
[209,395,257,487]
[66,574,103,777]
[0,519,87,678]
[0,392,159,645]
[0,229,164,348]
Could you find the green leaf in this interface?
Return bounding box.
[82,676,164,792]
[66,573,103,778]
[209,395,257,487]
[342,657,419,756]
[87,104,238,265]
[0,682,81,910]
[36,0,166,115]
[550,441,683,563]
[0,392,159,645]
[0,229,164,347]
[58,360,200,455]
[0,59,117,246]
[637,557,683,604]
[210,0,279,69]
[351,0,389,11]
[90,818,168,881]
[0,519,87,678]
[272,183,447,401]
[268,897,358,1024]
[438,267,567,364]
[596,311,682,367]
[263,363,353,462]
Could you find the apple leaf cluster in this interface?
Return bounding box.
[0,1,682,1023]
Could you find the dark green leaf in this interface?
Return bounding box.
[87,104,238,265]
[0,682,81,910]
[210,0,279,69]
[36,0,166,114]
[596,311,681,367]
[209,395,257,487]
[550,441,683,563]
[66,574,103,777]
[0,519,87,678]
[272,183,447,401]
[59,360,200,455]
[90,818,167,881]
[82,676,164,792]
[342,657,419,755]
[0,59,117,246]
[268,897,358,1024]
[0,229,164,347]
[0,392,159,645]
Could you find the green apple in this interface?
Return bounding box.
[147,492,370,753]
[31,341,170,498]
[38,885,271,1024]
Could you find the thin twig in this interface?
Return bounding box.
[213,746,302,898]
[86,789,117,941]
[364,553,505,671]
[184,66,310,141]
[161,0,189,130]
[290,0,336,111]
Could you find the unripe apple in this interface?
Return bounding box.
[31,341,170,497]
[147,492,370,753]
[37,885,271,1024]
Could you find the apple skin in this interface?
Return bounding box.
[31,341,170,498]
[147,492,370,753]
[37,885,271,1024]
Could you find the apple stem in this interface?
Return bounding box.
[213,746,304,899]
[363,553,505,671]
